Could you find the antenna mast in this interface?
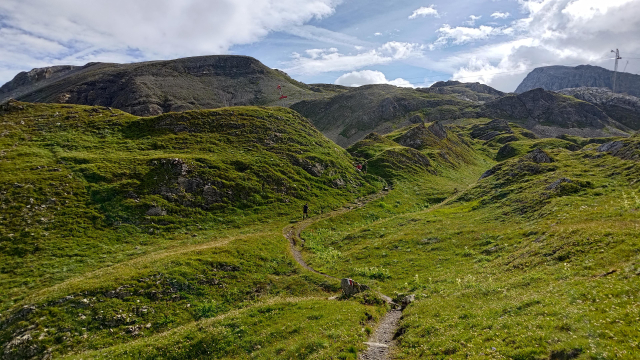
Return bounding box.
[611,49,622,93]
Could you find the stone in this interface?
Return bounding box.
[597,141,625,153]
[402,294,415,308]
[341,278,369,297]
[523,148,554,163]
[546,178,573,190]
[145,207,166,216]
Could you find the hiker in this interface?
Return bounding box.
[303,203,309,219]
[356,164,362,171]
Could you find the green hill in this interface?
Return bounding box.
[2,97,640,359]
[0,100,383,359]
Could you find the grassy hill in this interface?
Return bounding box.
[0,100,386,359]
[2,98,640,359]
[300,119,640,359]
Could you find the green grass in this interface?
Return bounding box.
[0,101,385,359]
[3,102,639,359]
[300,123,640,359]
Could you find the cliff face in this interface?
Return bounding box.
[481,88,630,138]
[515,65,640,97]
[0,56,340,116]
[556,87,640,131]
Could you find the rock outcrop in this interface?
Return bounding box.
[556,87,640,130]
[340,278,370,297]
[516,65,640,98]
[480,88,630,138]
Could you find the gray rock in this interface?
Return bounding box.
[428,121,448,140]
[341,278,369,297]
[597,141,625,153]
[402,294,415,308]
[470,119,513,140]
[523,148,554,163]
[546,178,572,190]
[145,207,166,216]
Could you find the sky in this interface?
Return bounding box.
[1,0,640,92]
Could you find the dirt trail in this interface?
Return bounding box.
[282,189,408,360]
[360,310,403,360]
[282,190,389,279]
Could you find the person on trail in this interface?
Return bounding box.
[356,164,362,171]
[303,203,309,220]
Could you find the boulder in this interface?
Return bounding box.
[340,278,369,297]
[523,148,554,163]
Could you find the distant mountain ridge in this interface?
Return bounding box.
[516,65,640,97]
[0,56,343,116]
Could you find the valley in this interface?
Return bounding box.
[1,56,639,360]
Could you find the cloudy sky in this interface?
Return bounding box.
[1,0,639,91]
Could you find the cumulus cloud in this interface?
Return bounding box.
[285,41,424,75]
[445,0,640,91]
[335,70,414,87]
[0,0,342,84]
[491,12,510,19]
[409,5,439,19]
[374,32,383,36]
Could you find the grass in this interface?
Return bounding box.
[0,101,385,359]
[2,101,639,359]
[300,121,640,359]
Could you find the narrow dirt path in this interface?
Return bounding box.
[282,190,389,279]
[282,189,409,360]
[360,309,402,360]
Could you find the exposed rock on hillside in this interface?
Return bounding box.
[397,122,447,149]
[597,139,640,161]
[516,65,640,97]
[0,56,343,116]
[470,119,514,141]
[419,80,504,103]
[556,87,640,130]
[480,88,630,138]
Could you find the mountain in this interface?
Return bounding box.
[290,82,501,148]
[480,88,631,138]
[515,65,640,97]
[0,56,344,116]
[556,87,640,131]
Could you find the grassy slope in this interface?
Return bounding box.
[301,121,640,359]
[0,101,385,359]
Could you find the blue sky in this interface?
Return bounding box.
[1,0,639,92]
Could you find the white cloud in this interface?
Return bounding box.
[490,12,510,19]
[0,0,343,84]
[465,15,482,26]
[285,41,423,75]
[335,70,414,87]
[409,5,439,19]
[442,0,640,91]
[374,32,383,36]
[433,25,512,47]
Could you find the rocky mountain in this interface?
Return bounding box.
[480,88,631,138]
[516,65,640,97]
[419,80,505,103]
[0,56,344,116]
[556,87,640,131]
[290,83,493,147]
